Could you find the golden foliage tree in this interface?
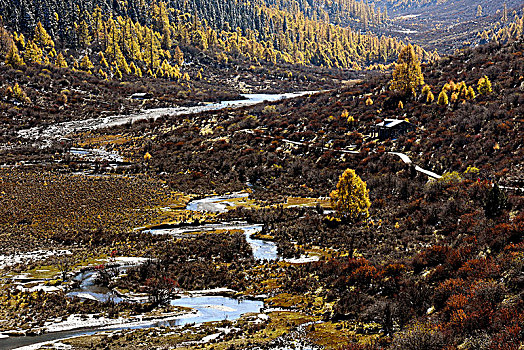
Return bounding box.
[330,169,371,223]
[33,22,54,49]
[79,54,94,70]
[55,52,68,68]
[77,20,92,48]
[426,90,434,103]
[437,90,449,105]
[11,83,30,103]
[23,40,43,64]
[390,44,424,96]
[465,86,476,100]
[5,44,25,67]
[477,75,492,95]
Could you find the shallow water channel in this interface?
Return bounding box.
[0,195,275,349]
[1,295,263,350]
[146,221,278,261]
[18,92,315,143]
[6,84,322,346]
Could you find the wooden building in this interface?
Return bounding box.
[374,119,416,140]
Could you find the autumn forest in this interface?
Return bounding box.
[0,0,522,349]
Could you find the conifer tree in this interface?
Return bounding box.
[465,86,476,100]
[55,52,68,68]
[14,32,25,49]
[450,92,458,103]
[477,75,492,95]
[5,44,25,67]
[98,68,108,80]
[24,40,43,64]
[484,183,507,218]
[114,66,123,79]
[99,52,109,68]
[77,20,91,48]
[33,22,54,50]
[390,44,424,96]
[12,83,30,103]
[426,90,434,104]
[143,27,162,72]
[330,169,371,223]
[421,85,431,96]
[79,54,94,70]
[437,90,448,105]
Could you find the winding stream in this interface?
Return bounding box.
[147,221,278,261]
[2,92,317,349]
[18,92,315,143]
[0,195,275,350]
[1,296,263,350]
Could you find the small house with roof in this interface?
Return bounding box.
[374,119,416,140]
[129,92,153,100]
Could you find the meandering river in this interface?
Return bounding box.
[18,92,316,143]
[2,194,270,349]
[3,91,317,349]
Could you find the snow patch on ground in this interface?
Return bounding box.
[24,342,72,350]
[113,256,150,265]
[258,313,269,320]
[44,309,199,334]
[284,255,320,264]
[27,285,62,293]
[0,250,71,269]
[201,332,221,343]
[45,314,125,333]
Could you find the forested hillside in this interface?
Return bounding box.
[24,38,518,349]
[374,0,523,53]
[0,0,436,75]
[0,0,522,348]
[372,0,522,16]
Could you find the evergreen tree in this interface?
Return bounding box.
[484,183,507,217]
[79,54,94,70]
[55,52,68,68]
[465,86,476,100]
[24,40,43,64]
[33,22,54,49]
[77,20,91,48]
[12,82,30,103]
[476,5,482,17]
[143,27,161,72]
[426,90,434,104]
[99,51,109,68]
[14,32,25,49]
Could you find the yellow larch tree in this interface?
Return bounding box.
[33,22,54,50]
[330,169,371,223]
[390,44,424,96]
